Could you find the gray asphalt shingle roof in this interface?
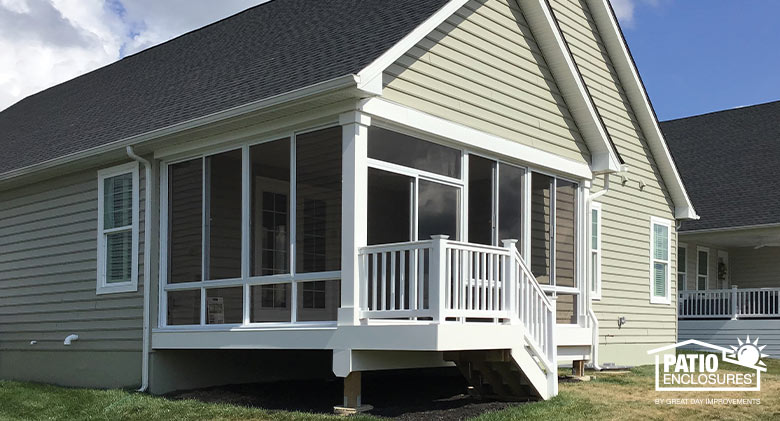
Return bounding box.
[662,100,780,232]
[0,0,450,175]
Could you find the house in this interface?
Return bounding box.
[663,100,780,358]
[0,0,696,406]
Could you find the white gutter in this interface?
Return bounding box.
[586,173,610,371]
[126,146,152,392]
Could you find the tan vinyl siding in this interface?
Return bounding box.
[730,247,780,289]
[0,166,144,354]
[382,0,591,164]
[547,0,678,360]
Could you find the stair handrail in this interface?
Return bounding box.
[512,249,557,372]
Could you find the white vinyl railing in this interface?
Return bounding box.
[679,286,780,319]
[358,236,557,369]
[513,248,557,363]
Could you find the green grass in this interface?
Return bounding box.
[478,358,780,421]
[0,381,378,421]
[2,357,778,420]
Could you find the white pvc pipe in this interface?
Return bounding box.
[64,334,79,346]
[127,146,152,392]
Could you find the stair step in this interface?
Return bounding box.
[447,350,541,401]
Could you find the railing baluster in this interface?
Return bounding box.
[418,248,425,310]
[381,252,388,311]
[371,253,378,310]
[410,249,417,311]
[459,249,465,315]
[466,251,472,311]
[390,251,396,311]
[481,252,487,311]
[400,250,406,310]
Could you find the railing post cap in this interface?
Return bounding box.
[501,239,519,247]
[732,286,738,289]
[430,235,450,240]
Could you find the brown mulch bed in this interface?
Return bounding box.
[167,368,527,421]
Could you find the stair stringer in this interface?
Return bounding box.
[511,344,557,400]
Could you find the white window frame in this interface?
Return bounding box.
[649,216,672,305]
[590,202,602,300]
[677,243,687,292]
[96,162,140,295]
[697,246,709,291]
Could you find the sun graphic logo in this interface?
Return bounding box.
[725,336,769,370]
[648,337,767,392]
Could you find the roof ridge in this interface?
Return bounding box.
[662,99,780,123]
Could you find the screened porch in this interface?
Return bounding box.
[156,116,588,335]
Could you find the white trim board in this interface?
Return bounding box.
[585,0,697,220]
[516,0,622,173]
[360,98,592,180]
[356,0,472,93]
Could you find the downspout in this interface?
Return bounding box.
[127,146,152,392]
[586,173,610,371]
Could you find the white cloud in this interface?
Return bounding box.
[0,0,267,111]
[610,0,637,26]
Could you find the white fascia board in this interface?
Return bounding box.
[0,74,361,189]
[361,98,592,180]
[356,0,471,92]
[586,0,699,221]
[517,0,622,174]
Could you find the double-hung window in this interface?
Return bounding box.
[97,163,139,294]
[650,217,671,304]
[590,203,602,300]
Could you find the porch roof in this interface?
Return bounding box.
[0,0,448,177]
[662,100,780,232]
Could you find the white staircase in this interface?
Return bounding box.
[358,236,558,399]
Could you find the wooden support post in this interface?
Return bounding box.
[572,360,585,377]
[334,372,372,416]
[344,372,361,408]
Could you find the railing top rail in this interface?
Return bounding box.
[514,249,553,308]
[359,240,434,254]
[444,240,513,254]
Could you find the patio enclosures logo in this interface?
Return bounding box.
[647,338,768,391]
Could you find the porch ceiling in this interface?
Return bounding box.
[680,226,780,249]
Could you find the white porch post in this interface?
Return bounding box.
[339,111,371,326]
[430,235,450,322]
[731,285,739,320]
[502,239,519,322]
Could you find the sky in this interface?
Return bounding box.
[0,0,778,121]
[612,0,780,120]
